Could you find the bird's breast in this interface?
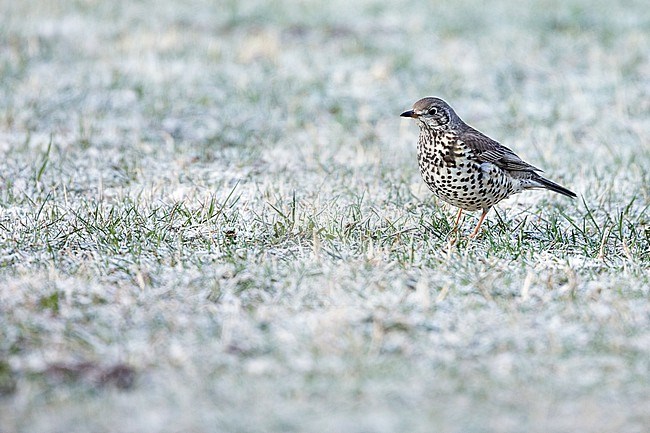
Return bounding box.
[417,132,474,171]
[416,131,514,211]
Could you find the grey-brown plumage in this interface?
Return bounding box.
[401,97,576,237]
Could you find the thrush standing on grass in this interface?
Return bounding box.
[401,97,576,238]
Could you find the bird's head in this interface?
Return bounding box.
[400,97,459,130]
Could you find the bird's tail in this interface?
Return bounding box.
[533,175,577,198]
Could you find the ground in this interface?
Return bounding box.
[0,0,649,432]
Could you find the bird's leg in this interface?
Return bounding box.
[442,208,463,247]
[469,208,490,238]
[451,208,464,232]
[447,208,464,246]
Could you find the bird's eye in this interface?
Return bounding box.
[429,108,437,115]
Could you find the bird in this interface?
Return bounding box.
[400,97,576,238]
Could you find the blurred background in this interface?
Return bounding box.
[1,1,648,432]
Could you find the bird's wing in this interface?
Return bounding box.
[460,128,543,173]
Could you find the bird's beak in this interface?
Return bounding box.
[400,110,417,118]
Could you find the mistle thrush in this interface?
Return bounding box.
[401,97,576,237]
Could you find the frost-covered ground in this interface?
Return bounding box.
[0,1,649,432]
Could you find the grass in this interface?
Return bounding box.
[1,0,649,432]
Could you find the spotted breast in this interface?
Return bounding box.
[417,130,518,212]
